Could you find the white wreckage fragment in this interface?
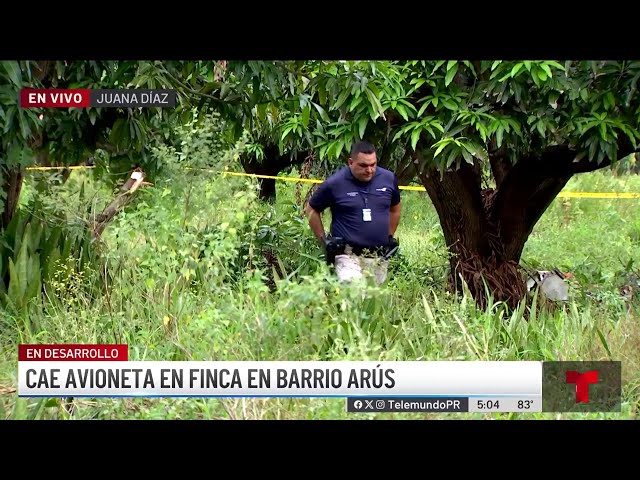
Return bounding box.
[525,269,570,302]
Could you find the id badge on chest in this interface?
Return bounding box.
[362,208,372,222]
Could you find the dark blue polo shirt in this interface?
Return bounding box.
[309,166,401,248]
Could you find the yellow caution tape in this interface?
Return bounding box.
[222,171,427,190]
[222,171,322,184]
[24,166,640,198]
[221,171,640,197]
[556,191,640,199]
[26,165,95,171]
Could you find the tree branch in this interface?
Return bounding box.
[569,136,639,173]
[570,157,611,173]
[488,150,511,188]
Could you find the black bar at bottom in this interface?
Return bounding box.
[346,397,468,413]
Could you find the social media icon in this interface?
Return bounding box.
[353,400,363,409]
[365,400,374,409]
[376,400,385,409]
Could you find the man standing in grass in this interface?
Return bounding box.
[305,140,401,284]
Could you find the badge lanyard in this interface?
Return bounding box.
[361,185,372,222]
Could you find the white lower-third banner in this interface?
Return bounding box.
[19,359,542,397]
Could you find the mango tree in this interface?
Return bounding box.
[207,60,640,307]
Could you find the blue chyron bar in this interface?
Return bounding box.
[346,396,543,413]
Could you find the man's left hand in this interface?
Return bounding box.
[384,235,399,258]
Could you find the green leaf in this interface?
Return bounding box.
[281,126,293,142]
[220,82,230,99]
[26,254,41,303]
[421,126,433,139]
[365,88,383,119]
[468,142,488,162]
[7,258,21,307]
[333,88,351,110]
[442,99,457,110]
[3,61,22,87]
[446,149,457,169]
[410,128,421,150]
[256,102,267,122]
[301,105,310,128]
[399,99,417,114]
[531,69,541,86]
[462,60,475,73]
[477,123,488,142]
[349,94,363,112]
[580,88,589,102]
[496,126,504,147]
[445,64,458,87]
[3,106,16,134]
[545,61,565,71]
[318,85,327,105]
[417,102,430,117]
[319,143,329,159]
[445,147,458,169]
[17,110,30,139]
[540,63,553,78]
[599,123,607,140]
[604,92,615,110]
[461,148,474,165]
[510,120,522,137]
[312,102,330,122]
[431,61,445,75]
[511,63,524,77]
[396,103,409,121]
[335,139,345,159]
[491,61,502,71]
[447,60,457,71]
[537,68,548,82]
[596,326,613,359]
[433,140,449,157]
[16,235,29,301]
[357,116,368,140]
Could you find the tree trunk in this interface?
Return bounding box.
[417,156,573,309]
[414,140,639,308]
[240,145,308,202]
[1,168,24,231]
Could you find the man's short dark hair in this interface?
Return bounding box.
[350,140,376,158]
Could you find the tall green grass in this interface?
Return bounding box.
[1,166,639,420]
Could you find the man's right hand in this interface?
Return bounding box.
[322,235,345,264]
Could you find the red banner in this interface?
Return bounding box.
[19,344,128,361]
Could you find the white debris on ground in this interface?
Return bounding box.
[525,269,570,302]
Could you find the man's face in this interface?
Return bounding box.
[348,152,377,182]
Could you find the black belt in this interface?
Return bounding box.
[347,244,386,257]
